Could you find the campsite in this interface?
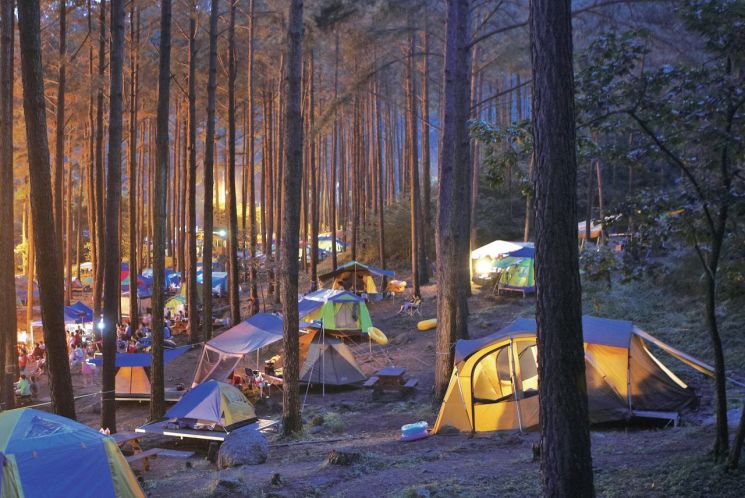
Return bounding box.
[1,1,745,497]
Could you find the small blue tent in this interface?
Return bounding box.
[0,409,144,497]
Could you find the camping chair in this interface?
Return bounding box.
[397,296,422,318]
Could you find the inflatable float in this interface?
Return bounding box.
[417,318,437,331]
[368,327,389,346]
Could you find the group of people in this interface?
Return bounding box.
[117,316,174,353]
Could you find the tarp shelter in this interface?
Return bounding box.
[493,245,535,295]
[317,235,347,253]
[471,240,526,261]
[299,330,366,386]
[192,313,283,385]
[69,301,93,322]
[92,347,190,400]
[434,316,707,434]
[0,408,144,498]
[196,271,228,296]
[318,260,394,295]
[298,289,373,335]
[161,380,256,432]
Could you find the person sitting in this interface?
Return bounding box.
[32,342,44,360]
[29,375,39,398]
[15,374,31,397]
[70,345,84,367]
[126,339,137,354]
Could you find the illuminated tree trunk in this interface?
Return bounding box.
[186,0,199,341]
[0,0,16,410]
[54,0,66,265]
[246,0,259,315]
[93,0,106,319]
[17,0,76,419]
[128,4,140,333]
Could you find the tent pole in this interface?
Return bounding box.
[322,325,325,397]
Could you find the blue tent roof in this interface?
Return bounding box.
[68,301,93,322]
[506,246,535,258]
[90,346,190,367]
[455,315,634,365]
[0,409,137,498]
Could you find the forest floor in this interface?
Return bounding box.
[44,262,745,497]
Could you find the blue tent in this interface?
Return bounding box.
[196,271,228,295]
[0,409,143,497]
[68,301,93,322]
[91,346,190,368]
[165,380,256,431]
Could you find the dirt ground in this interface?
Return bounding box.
[32,273,745,497]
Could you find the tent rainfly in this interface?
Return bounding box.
[317,260,394,294]
[434,316,712,434]
[159,380,256,432]
[298,289,373,335]
[192,313,283,386]
[91,347,190,400]
[0,408,144,497]
[299,330,367,386]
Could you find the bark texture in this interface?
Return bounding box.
[280,0,304,436]
[434,0,472,402]
[17,0,76,419]
[530,0,595,495]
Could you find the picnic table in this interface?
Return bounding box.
[363,367,418,400]
[112,431,153,471]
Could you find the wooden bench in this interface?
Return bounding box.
[362,376,379,388]
[403,378,419,389]
[125,447,163,471]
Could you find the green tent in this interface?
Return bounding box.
[299,289,373,335]
[494,246,535,295]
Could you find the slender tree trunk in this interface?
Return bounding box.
[406,27,422,296]
[17,0,76,419]
[54,0,67,262]
[0,0,16,410]
[128,5,140,333]
[101,0,125,433]
[280,0,304,436]
[247,0,259,315]
[150,0,172,421]
[186,0,199,342]
[202,0,219,341]
[434,0,472,402]
[375,83,386,287]
[420,25,432,261]
[65,163,73,306]
[309,52,319,291]
[330,33,339,271]
[93,0,107,319]
[530,1,595,495]
[227,0,240,326]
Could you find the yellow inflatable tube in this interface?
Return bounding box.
[417,318,437,331]
[368,327,389,346]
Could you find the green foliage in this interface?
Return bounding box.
[579,245,617,287]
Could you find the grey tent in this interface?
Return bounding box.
[299,330,366,386]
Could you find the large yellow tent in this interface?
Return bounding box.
[434,316,713,433]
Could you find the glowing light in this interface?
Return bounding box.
[97,318,105,332]
[475,258,494,276]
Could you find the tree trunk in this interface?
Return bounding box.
[227,0,240,326]
[101,0,125,433]
[0,0,16,410]
[186,0,199,341]
[434,0,471,402]
[309,52,319,291]
[93,0,107,319]
[65,163,72,306]
[150,0,172,421]
[128,4,140,334]
[54,0,66,264]
[530,0,595,495]
[330,33,339,271]
[202,0,219,341]
[523,152,534,242]
[420,25,432,261]
[247,0,259,315]
[17,0,76,419]
[406,27,422,296]
[280,0,304,436]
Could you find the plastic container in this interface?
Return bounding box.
[401,421,429,442]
